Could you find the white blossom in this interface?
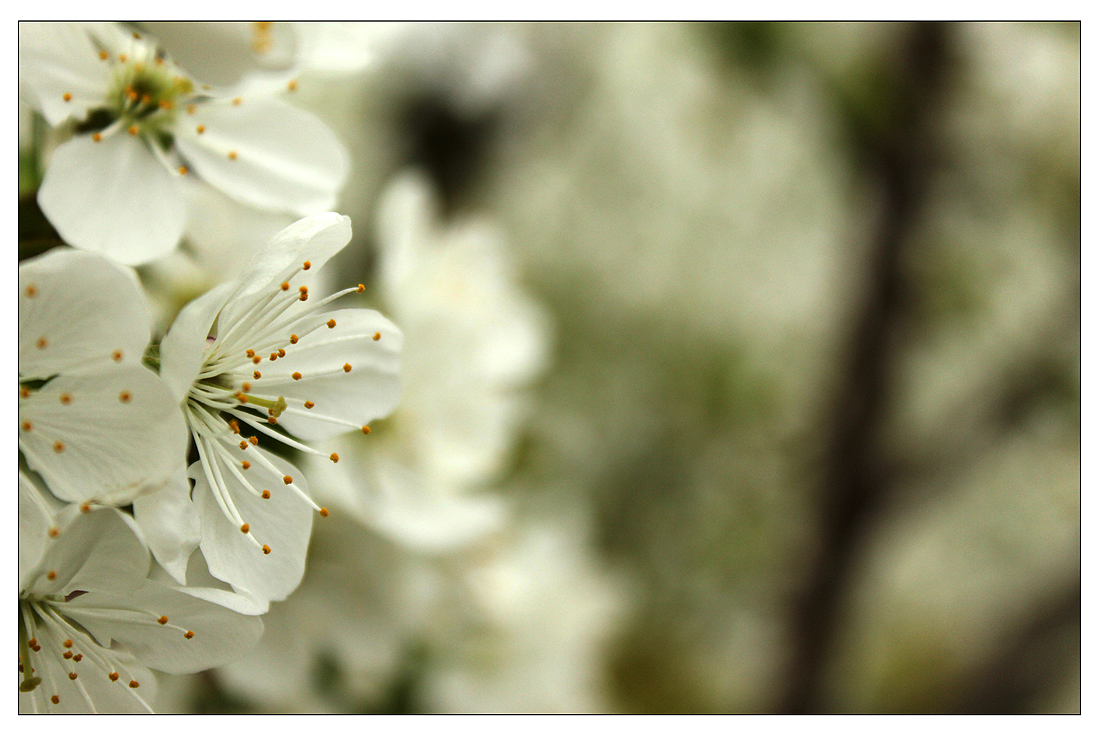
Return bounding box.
[18,505,263,714]
[158,212,401,607]
[19,22,348,264]
[18,248,188,509]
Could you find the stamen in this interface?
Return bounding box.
[59,392,72,405]
[36,337,48,349]
[305,401,315,409]
[327,319,336,328]
[330,453,339,463]
[63,92,72,102]
[254,371,262,379]
[343,363,352,372]
[119,390,132,403]
[261,490,270,499]
[109,672,119,681]
[112,350,123,362]
[92,133,102,142]
[319,508,329,517]
[290,334,299,344]
[241,461,250,470]
[240,524,249,533]
[283,475,293,485]
[357,284,365,293]
[287,79,298,91]
[179,166,188,175]
[46,571,57,580]
[99,51,109,60]
[292,372,302,380]
[25,285,38,297]
[157,616,168,625]
[262,545,271,554]
[128,125,139,136]
[53,442,64,453]
[362,425,371,434]
[232,97,242,105]
[129,681,140,689]
[184,631,194,639]
[228,150,238,160]
[196,125,205,133]
[21,421,32,432]
[302,261,311,270]
[373,332,382,341]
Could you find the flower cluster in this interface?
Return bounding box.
[18,22,401,713]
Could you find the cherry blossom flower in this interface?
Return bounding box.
[18,506,263,714]
[18,248,188,508]
[158,212,401,606]
[19,22,348,264]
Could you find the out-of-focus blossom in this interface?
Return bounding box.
[158,212,401,607]
[420,518,628,713]
[18,506,263,714]
[310,172,551,552]
[18,248,188,507]
[19,22,348,264]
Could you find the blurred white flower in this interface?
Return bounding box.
[18,248,188,507]
[158,213,401,607]
[19,22,348,264]
[420,518,627,714]
[310,171,551,552]
[18,506,263,714]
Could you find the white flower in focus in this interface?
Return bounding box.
[18,248,188,508]
[18,506,263,714]
[19,22,349,264]
[159,213,401,606]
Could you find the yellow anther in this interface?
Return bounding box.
[299,292,308,301]
[252,355,262,364]
[228,150,238,160]
[319,507,329,517]
[92,132,102,142]
[59,392,72,405]
[239,440,248,450]
[361,425,371,435]
[63,92,72,102]
[240,523,250,534]
[112,350,123,362]
[178,166,188,175]
[63,640,73,649]
[287,79,298,91]
[253,371,262,379]
[283,475,293,485]
[157,616,168,625]
[232,97,242,105]
[262,545,271,554]
[118,53,127,62]
[343,363,352,373]
[278,348,286,358]
[109,672,119,681]
[236,392,248,403]
[80,502,92,513]
[69,672,78,680]
[302,261,311,270]
[261,490,270,499]
[373,332,381,341]
[21,421,32,432]
[63,651,73,659]
[36,337,48,349]
[249,436,259,445]
[242,460,251,470]
[51,695,60,704]
[20,387,30,398]
[53,441,64,453]
[330,453,339,463]
[73,654,82,662]
[327,319,336,329]
[267,416,278,424]
[132,31,141,39]
[184,631,194,639]
[129,680,140,689]
[304,401,315,409]
[48,526,60,538]
[280,282,290,291]
[99,51,109,60]
[24,285,37,298]
[128,125,139,136]
[46,571,57,580]
[292,372,302,380]
[160,99,174,109]
[187,104,196,114]
[241,382,251,393]
[299,285,308,294]
[269,352,278,361]
[196,125,205,134]
[289,334,299,344]
[119,390,132,403]
[357,284,365,293]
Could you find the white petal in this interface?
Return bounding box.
[131,471,201,585]
[141,21,298,90]
[266,308,402,441]
[19,367,189,505]
[38,133,186,265]
[26,507,148,598]
[158,281,235,403]
[190,452,313,605]
[19,248,152,379]
[175,96,348,215]
[217,212,351,327]
[19,471,63,589]
[18,22,110,126]
[64,582,264,675]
